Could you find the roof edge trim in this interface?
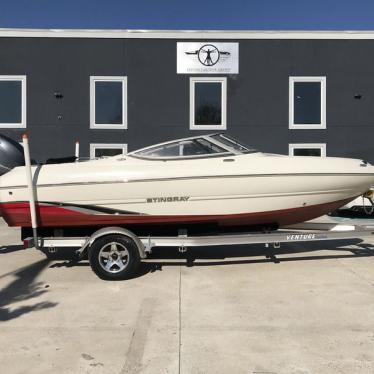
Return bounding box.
[1,28,374,39]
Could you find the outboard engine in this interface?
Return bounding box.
[0,134,25,176]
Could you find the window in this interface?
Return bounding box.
[289,143,326,157]
[90,143,127,158]
[90,76,127,129]
[0,76,26,128]
[289,77,326,129]
[190,77,227,130]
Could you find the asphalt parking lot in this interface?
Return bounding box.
[1,219,374,374]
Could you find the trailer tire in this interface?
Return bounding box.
[88,234,141,280]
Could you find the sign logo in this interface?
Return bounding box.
[177,42,239,74]
[185,44,231,66]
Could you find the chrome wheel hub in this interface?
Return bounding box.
[98,242,129,274]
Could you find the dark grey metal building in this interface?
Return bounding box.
[0,29,374,162]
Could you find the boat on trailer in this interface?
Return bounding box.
[1,133,374,231]
[0,133,374,280]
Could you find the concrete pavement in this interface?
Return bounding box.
[0,220,374,373]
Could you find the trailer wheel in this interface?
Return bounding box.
[88,234,141,280]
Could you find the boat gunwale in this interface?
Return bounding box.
[1,172,374,190]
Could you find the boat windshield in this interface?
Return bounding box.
[132,138,229,159]
[210,134,256,153]
[129,134,257,160]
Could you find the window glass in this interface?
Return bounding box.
[194,82,222,126]
[293,148,322,157]
[293,82,321,124]
[182,140,208,156]
[194,138,226,153]
[138,143,181,157]
[211,134,256,153]
[0,81,22,124]
[95,81,123,124]
[95,148,124,158]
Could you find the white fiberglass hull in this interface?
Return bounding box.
[0,152,373,228]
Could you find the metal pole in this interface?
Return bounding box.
[22,134,38,249]
[75,141,79,159]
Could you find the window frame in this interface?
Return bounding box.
[289,143,326,157]
[0,75,26,129]
[289,76,326,130]
[90,143,128,158]
[90,76,127,129]
[189,77,227,130]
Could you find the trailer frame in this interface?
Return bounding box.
[23,223,374,256]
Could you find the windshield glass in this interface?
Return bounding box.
[211,134,257,153]
[133,138,228,159]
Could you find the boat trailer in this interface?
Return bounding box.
[24,224,374,255]
[23,223,374,279]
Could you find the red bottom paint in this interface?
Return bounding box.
[0,198,354,228]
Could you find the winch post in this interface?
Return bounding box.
[23,134,39,249]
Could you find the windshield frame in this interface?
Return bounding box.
[127,133,257,161]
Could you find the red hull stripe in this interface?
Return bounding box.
[0,198,354,228]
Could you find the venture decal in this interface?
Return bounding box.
[286,234,316,241]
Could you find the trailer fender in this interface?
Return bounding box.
[80,227,147,259]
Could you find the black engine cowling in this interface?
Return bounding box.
[0,134,25,176]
